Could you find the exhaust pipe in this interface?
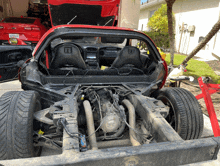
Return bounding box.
[122,99,141,146]
[83,100,98,150]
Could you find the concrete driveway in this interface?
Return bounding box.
[0,80,220,165]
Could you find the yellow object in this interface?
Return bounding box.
[146,47,166,60]
[81,95,85,101]
[101,66,108,70]
[38,129,44,135]
[157,47,166,59]
[9,38,18,45]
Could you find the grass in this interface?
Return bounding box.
[165,54,220,84]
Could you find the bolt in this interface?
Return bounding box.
[201,85,203,87]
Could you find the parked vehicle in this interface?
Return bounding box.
[48,0,120,26]
[0,0,121,83]
[0,17,48,45]
[0,24,219,166]
[0,0,219,166]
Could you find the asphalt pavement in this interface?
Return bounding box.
[0,80,220,165]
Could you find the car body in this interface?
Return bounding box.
[0,17,48,45]
[48,0,120,26]
[0,0,120,83]
[0,25,219,166]
[0,1,219,166]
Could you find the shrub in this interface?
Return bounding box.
[148,4,168,32]
[147,4,174,33]
[139,32,172,49]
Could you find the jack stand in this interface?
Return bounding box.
[196,77,220,137]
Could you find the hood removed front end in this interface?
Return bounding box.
[48,0,120,26]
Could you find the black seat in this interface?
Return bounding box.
[50,43,86,70]
[111,46,143,69]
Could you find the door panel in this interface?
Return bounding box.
[0,45,33,82]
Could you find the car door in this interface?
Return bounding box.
[0,45,33,82]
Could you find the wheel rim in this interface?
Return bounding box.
[158,95,177,131]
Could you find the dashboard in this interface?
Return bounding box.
[51,42,123,67]
[49,41,152,70]
[49,37,152,71]
[80,44,122,62]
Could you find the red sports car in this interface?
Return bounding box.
[0,17,48,45]
[0,1,219,166]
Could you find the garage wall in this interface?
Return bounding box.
[0,0,29,19]
[0,0,5,19]
[11,0,29,17]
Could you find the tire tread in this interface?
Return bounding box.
[157,87,203,140]
[0,91,41,160]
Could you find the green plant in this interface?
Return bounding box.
[148,4,168,32]
[147,4,174,33]
[145,32,170,48]
[165,54,220,84]
[138,32,171,49]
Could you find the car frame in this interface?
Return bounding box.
[0,25,219,166]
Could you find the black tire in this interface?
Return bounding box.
[156,87,203,140]
[0,91,42,160]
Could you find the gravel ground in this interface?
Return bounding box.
[206,60,220,72]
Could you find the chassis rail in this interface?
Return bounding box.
[2,84,219,166]
[1,93,220,166]
[0,137,220,166]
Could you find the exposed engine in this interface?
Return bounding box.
[32,85,168,152]
[80,87,127,140]
[68,86,153,150]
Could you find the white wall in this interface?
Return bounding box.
[138,18,148,31]
[173,0,220,59]
[139,3,164,31]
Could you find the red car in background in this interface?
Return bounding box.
[48,0,120,26]
[0,17,47,45]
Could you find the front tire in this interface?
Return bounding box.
[156,88,203,140]
[0,91,42,160]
